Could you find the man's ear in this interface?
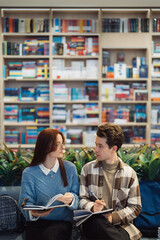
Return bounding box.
[112,145,117,152]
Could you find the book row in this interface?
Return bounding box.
[3,59,98,80]
[4,82,98,102]
[4,125,147,145]
[2,17,49,33]
[4,16,159,33]
[102,18,149,33]
[53,82,98,101]
[52,18,98,33]
[102,53,148,79]
[102,82,148,101]
[4,84,49,102]
[3,37,49,56]
[52,59,98,79]
[4,60,49,79]
[2,36,99,57]
[52,36,99,56]
[102,105,147,124]
[4,103,99,125]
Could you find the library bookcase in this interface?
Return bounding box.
[0,8,160,149]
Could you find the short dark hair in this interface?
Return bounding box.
[97,123,124,151]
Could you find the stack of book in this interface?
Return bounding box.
[26,127,38,144]
[53,83,69,102]
[151,128,160,145]
[4,88,19,101]
[66,129,83,144]
[22,61,36,79]
[72,104,86,123]
[36,84,49,101]
[7,62,23,79]
[36,107,49,123]
[52,59,98,79]
[71,88,85,101]
[19,87,35,101]
[52,36,66,55]
[85,103,99,124]
[122,126,146,144]
[5,128,19,144]
[151,106,160,124]
[4,105,18,122]
[84,127,97,146]
[36,60,49,79]
[151,84,160,101]
[18,107,36,123]
[52,104,67,123]
[85,82,98,101]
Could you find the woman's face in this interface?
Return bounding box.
[47,134,65,159]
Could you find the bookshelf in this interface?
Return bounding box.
[0,7,159,148]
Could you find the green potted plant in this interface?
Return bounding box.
[117,144,160,182]
[63,147,96,175]
[0,144,33,186]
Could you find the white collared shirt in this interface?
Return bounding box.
[39,159,59,175]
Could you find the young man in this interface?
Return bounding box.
[79,123,142,240]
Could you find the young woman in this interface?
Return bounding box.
[19,128,79,240]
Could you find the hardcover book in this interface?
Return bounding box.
[73,208,113,226]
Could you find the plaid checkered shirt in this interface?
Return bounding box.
[79,158,142,240]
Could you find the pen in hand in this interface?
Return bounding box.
[89,190,99,200]
[89,190,106,211]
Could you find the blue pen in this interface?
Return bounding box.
[89,190,99,200]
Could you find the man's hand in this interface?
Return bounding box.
[93,200,106,212]
[57,192,73,205]
[103,212,112,223]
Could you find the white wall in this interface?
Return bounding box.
[0,0,160,7]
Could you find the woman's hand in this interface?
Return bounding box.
[57,192,73,205]
[31,209,53,217]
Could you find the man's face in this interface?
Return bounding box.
[95,136,116,163]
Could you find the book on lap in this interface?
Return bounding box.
[21,193,69,211]
[73,208,113,226]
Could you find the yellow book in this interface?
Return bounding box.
[105,88,109,101]
[79,20,83,33]
[44,64,48,79]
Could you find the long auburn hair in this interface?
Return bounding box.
[29,128,68,187]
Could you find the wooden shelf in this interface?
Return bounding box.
[0,7,159,148]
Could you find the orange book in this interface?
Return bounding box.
[62,19,67,33]
[9,18,13,32]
